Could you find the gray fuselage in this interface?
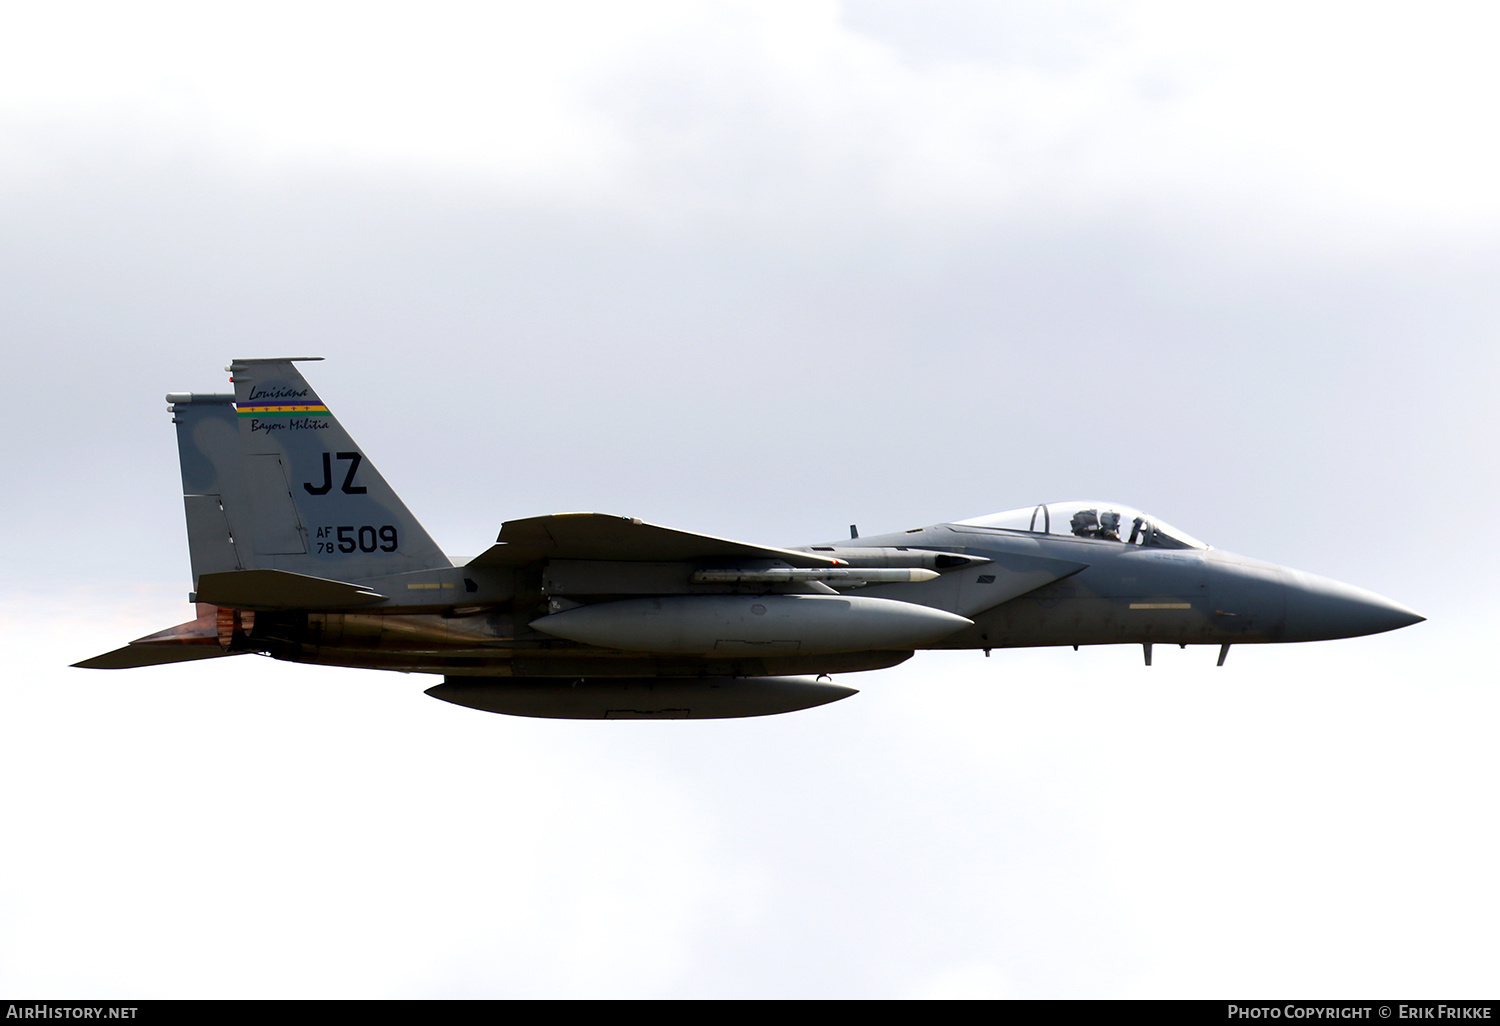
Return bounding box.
[232,519,1420,678]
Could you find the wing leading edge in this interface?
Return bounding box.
[467,513,843,569]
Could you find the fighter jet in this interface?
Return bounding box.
[75,358,1424,719]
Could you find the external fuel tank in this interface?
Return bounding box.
[529,593,973,656]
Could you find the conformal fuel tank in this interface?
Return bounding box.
[530,593,973,655]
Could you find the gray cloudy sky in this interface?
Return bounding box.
[1,0,1496,998]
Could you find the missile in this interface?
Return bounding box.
[530,593,973,655]
[690,567,939,586]
[792,547,990,570]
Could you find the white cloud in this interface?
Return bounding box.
[4,0,1499,229]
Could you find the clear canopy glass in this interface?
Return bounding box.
[956,500,1208,550]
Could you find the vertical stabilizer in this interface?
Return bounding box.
[171,393,244,583]
[169,358,450,587]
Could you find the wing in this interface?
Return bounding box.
[466,513,841,569]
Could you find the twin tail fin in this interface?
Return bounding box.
[169,357,450,589]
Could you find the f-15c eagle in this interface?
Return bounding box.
[76,359,1423,719]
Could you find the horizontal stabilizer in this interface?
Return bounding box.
[469,513,842,569]
[196,569,387,610]
[73,604,239,669]
[73,644,242,670]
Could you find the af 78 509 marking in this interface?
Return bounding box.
[314,525,398,554]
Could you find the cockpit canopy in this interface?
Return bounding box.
[956,501,1208,550]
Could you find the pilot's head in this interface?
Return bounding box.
[1070,509,1100,535]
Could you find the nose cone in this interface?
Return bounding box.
[1282,570,1425,642]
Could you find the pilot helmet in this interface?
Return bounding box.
[1070,509,1100,534]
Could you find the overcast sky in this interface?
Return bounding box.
[1,0,1495,998]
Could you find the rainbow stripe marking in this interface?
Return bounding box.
[237,402,331,418]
